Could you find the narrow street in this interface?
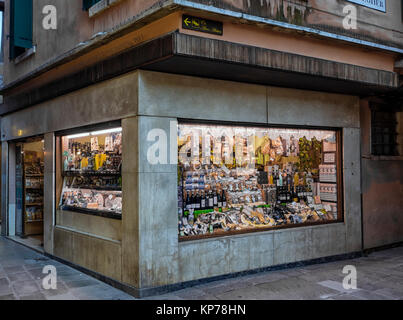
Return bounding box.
[0,237,134,300]
[1,236,402,300]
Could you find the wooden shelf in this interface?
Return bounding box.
[65,185,121,191]
[25,220,44,223]
[63,170,120,177]
[60,205,122,220]
[25,203,43,206]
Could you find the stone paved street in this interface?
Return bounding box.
[0,237,134,300]
[1,236,403,300]
[146,245,403,300]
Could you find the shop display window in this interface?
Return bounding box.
[58,127,122,219]
[177,123,342,239]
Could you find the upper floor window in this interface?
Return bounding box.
[83,0,102,10]
[9,0,33,60]
[371,105,399,156]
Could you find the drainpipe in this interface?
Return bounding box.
[359,126,365,255]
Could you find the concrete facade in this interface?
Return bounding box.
[1,70,362,293]
[360,101,403,249]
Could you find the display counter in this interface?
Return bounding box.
[58,127,122,220]
[177,124,342,240]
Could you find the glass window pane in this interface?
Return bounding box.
[58,127,123,217]
[177,124,340,239]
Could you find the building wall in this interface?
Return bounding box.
[3,0,88,84]
[2,0,161,85]
[1,70,140,283]
[179,15,397,72]
[136,70,362,288]
[3,0,402,87]
[184,0,403,48]
[360,101,403,249]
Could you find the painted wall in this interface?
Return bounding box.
[2,0,402,87]
[179,14,397,72]
[360,101,403,249]
[2,0,161,85]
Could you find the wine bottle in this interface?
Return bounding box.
[269,174,274,186]
[287,170,292,191]
[278,171,283,187]
[222,191,227,208]
[190,191,195,209]
[294,172,299,186]
[200,191,206,210]
[217,190,222,208]
[195,191,201,210]
[185,191,191,211]
[208,190,214,209]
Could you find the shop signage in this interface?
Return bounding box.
[346,0,386,12]
[182,15,223,36]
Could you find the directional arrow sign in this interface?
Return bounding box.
[182,15,223,36]
[183,17,191,27]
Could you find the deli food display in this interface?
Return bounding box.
[177,124,340,238]
[59,127,122,217]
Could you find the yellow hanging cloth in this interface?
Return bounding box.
[94,154,101,171]
[81,157,89,169]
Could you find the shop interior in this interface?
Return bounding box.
[14,138,45,249]
[0,148,2,230]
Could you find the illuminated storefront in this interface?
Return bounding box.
[58,127,122,219]
[177,124,342,239]
[0,70,363,297]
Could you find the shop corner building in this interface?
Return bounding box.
[0,0,401,297]
[0,69,363,294]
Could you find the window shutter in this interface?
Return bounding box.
[11,0,33,49]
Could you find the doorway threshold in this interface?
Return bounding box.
[6,235,45,254]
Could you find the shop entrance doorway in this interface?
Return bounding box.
[14,137,45,249]
[0,146,2,231]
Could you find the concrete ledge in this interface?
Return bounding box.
[172,33,398,89]
[5,236,44,254]
[130,251,363,298]
[13,46,36,65]
[43,251,140,297]
[363,241,403,254]
[362,155,403,161]
[2,32,398,116]
[49,249,362,298]
[54,225,121,245]
[89,0,126,18]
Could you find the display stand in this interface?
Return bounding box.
[23,152,44,236]
[58,128,123,219]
